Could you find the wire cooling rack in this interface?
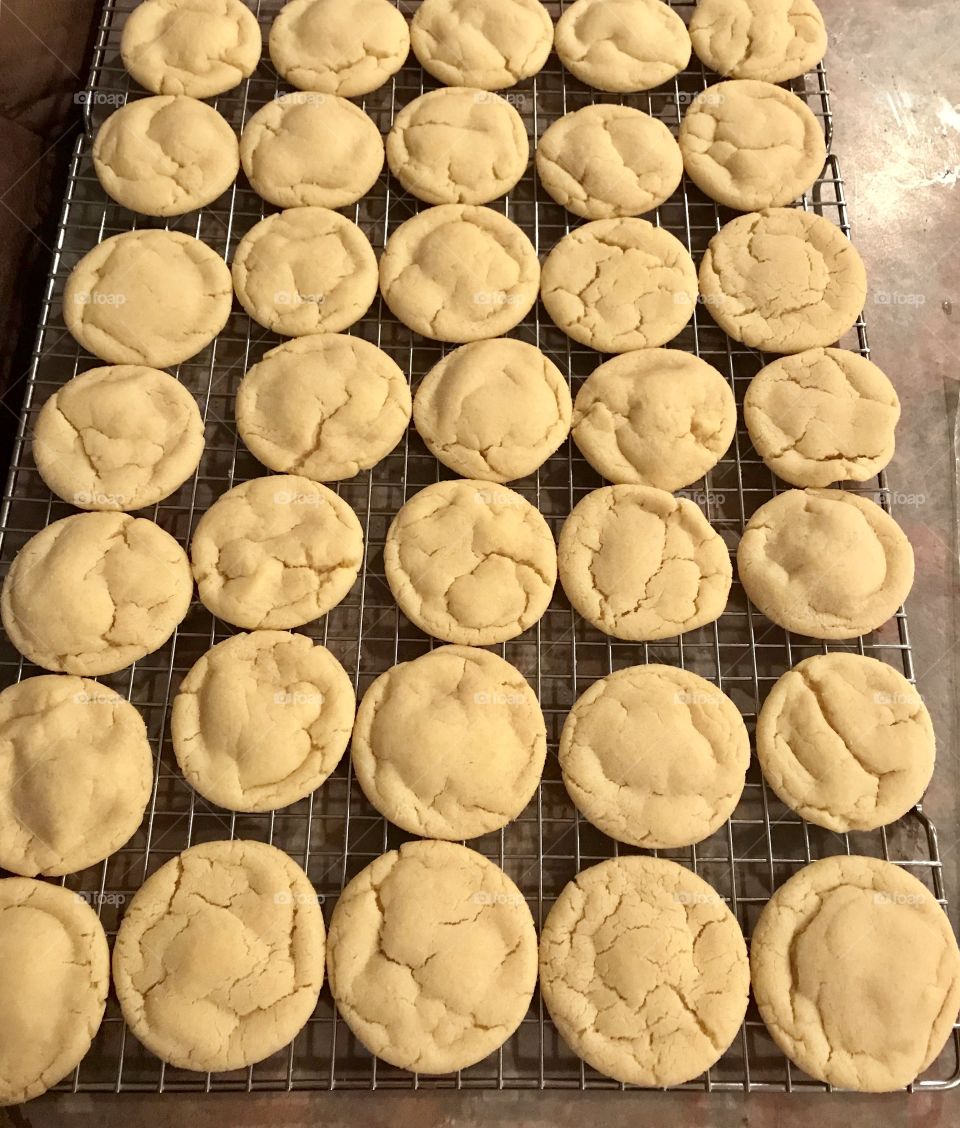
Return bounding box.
[0,0,956,1098]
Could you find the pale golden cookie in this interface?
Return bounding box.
[190,475,363,630]
[1,512,192,676]
[571,349,735,489]
[751,855,960,1091]
[236,334,411,481]
[113,839,325,1073]
[327,840,538,1073]
[540,857,749,1086]
[541,218,697,352]
[413,338,571,482]
[737,488,914,639]
[689,0,828,83]
[558,484,731,640]
[384,479,557,645]
[352,645,546,839]
[744,348,900,487]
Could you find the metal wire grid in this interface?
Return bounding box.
[0,0,955,1097]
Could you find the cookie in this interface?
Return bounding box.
[571,348,735,489]
[172,630,355,812]
[190,475,363,630]
[236,334,411,481]
[0,878,109,1106]
[1,512,192,676]
[32,365,204,511]
[380,205,539,342]
[121,0,262,98]
[386,87,529,205]
[558,484,732,640]
[352,645,546,839]
[689,0,828,83]
[560,665,749,848]
[0,676,153,877]
[555,0,691,92]
[699,209,868,353]
[113,839,325,1073]
[413,338,571,482]
[541,218,697,352]
[536,103,683,220]
[737,488,914,639]
[744,347,900,487]
[240,91,384,209]
[326,840,537,1073]
[384,479,557,644]
[410,0,552,90]
[269,0,410,96]
[750,855,960,1091]
[540,857,749,1087]
[64,229,232,368]
[93,94,239,216]
[679,80,826,211]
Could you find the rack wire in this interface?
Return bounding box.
[0,0,956,1097]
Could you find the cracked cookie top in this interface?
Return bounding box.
[541,217,697,352]
[689,0,828,83]
[113,839,325,1073]
[326,839,538,1073]
[558,484,732,640]
[352,645,546,839]
[1,512,192,676]
[236,334,411,482]
[698,208,868,354]
[190,474,363,630]
[413,338,571,482]
[384,479,557,645]
[750,855,960,1091]
[539,856,749,1086]
[736,488,914,639]
[0,878,109,1105]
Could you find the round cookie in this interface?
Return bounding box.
[750,855,960,1091]
[384,479,557,645]
[93,95,239,217]
[190,475,363,630]
[571,349,735,489]
[232,208,378,337]
[172,631,355,812]
[560,665,749,848]
[269,0,410,96]
[121,0,262,98]
[413,338,571,482]
[326,840,538,1073]
[536,104,683,220]
[744,348,900,487]
[236,334,411,481]
[1,512,192,676]
[541,218,697,352]
[699,209,868,354]
[386,87,529,206]
[689,0,828,83]
[113,839,325,1073]
[555,0,691,92]
[410,0,553,90]
[64,229,232,368]
[380,204,539,342]
[240,92,384,209]
[32,365,204,511]
[352,645,546,839]
[737,488,914,639]
[756,653,935,832]
[540,857,749,1087]
[558,484,732,640]
[0,878,109,1106]
[0,676,153,877]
